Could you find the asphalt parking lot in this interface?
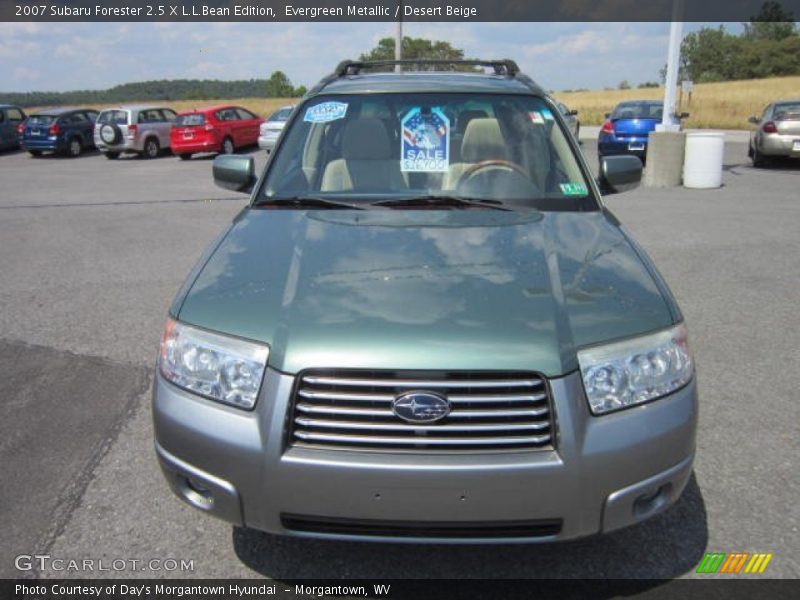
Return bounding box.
[0,140,798,580]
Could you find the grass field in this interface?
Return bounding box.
[554,76,800,129]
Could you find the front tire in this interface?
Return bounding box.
[67,137,82,157]
[178,153,192,161]
[221,137,234,155]
[28,150,42,157]
[142,138,160,159]
[105,152,120,160]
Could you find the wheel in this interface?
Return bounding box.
[105,152,120,160]
[67,137,82,157]
[178,153,192,160]
[752,146,770,168]
[28,150,42,157]
[99,123,122,146]
[221,137,234,155]
[142,138,160,159]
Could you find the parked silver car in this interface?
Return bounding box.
[258,105,294,152]
[557,101,580,140]
[748,99,800,167]
[94,105,177,159]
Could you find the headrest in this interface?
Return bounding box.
[342,118,392,160]
[461,118,508,162]
[456,110,489,133]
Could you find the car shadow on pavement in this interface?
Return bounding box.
[232,472,707,586]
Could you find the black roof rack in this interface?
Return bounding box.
[334,59,521,77]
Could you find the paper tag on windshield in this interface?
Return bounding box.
[401,107,450,172]
[304,102,348,123]
[529,111,545,125]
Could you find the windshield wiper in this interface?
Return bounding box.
[256,195,366,210]
[370,195,513,211]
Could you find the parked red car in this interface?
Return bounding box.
[170,105,263,159]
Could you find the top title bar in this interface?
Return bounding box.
[3,0,800,22]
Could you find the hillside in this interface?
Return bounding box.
[554,76,800,129]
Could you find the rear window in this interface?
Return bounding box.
[267,108,293,122]
[774,103,800,119]
[175,114,205,126]
[27,115,56,126]
[611,103,663,120]
[98,110,128,125]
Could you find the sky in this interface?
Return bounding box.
[0,22,742,93]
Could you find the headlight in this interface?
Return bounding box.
[159,319,269,410]
[578,323,693,415]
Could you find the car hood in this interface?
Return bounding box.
[176,208,674,377]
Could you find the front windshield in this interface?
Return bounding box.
[261,93,596,211]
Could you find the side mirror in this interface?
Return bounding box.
[598,155,643,194]
[747,116,760,125]
[213,155,256,193]
[568,109,579,116]
[604,112,611,119]
[677,112,690,120]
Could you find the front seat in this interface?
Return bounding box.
[443,117,509,190]
[321,118,407,192]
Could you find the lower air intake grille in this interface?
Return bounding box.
[281,514,563,539]
[289,369,553,451]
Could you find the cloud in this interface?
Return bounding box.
[0,22,710,94]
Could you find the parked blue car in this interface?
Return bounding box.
[20,107,99,157]
[597,100,666,164]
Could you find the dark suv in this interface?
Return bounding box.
[0,104,27,151]
[20,107,99,157]
[154,60,697,544]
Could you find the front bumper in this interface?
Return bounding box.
[153,369,697,543]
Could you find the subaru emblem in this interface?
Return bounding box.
[392,391,451,423]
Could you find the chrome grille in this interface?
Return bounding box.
[289,370,553,451]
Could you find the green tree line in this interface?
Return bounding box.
[668,2,800,83]
[0,71,305,108]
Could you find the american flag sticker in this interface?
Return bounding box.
[401,107,450,172]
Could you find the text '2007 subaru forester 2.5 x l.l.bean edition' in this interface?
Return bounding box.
[154,60,697,543]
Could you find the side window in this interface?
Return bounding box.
[762,105,771,120]
[69,113,88,124]
[85,111,99,122]
[7,108,24,121]
[236,108,257,120]
[0,111,5,124]
[160,109,176,122]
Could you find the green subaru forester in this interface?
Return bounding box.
[154,60,697,542]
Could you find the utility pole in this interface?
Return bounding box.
[657,0,684,132]
[395,2,403,72]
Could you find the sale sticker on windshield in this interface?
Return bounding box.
[401,107,450,172]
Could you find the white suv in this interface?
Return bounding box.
[95,105,177,159]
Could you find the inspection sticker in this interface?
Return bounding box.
[541,109,554,120]
[401,107,450,172]
[560,182,588,196]
[529,111,545,124]
[304,101,348,123]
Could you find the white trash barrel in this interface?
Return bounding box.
[683,132,725,189]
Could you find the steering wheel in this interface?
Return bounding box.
[457,159,529,188]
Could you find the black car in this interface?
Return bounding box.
[0,104,27,151]
[19,107,99,157]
